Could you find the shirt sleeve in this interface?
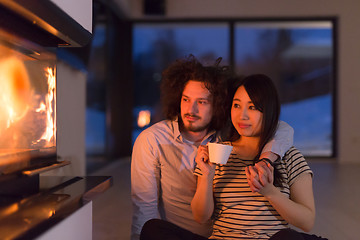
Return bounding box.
[262,120,294,158]
[131,130,161,240]
[283,147,313,187]
[194,165,202,176]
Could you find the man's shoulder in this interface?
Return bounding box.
[143,119,173,132]
[136,119,175,140]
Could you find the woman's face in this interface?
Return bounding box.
[231,86,263,138]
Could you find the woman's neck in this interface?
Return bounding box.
[231,136,260,160]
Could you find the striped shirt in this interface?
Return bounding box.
[195,146,313,239]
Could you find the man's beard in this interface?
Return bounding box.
[181,114,211,133]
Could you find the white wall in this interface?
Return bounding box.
[114,0,142,17]
[37,201,92,240]
[125,0,360,164]
[51,0,92,33]
[57,61,87,176]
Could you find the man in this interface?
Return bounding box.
[131,56,293,240]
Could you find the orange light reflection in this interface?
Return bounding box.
[137,110,151,128]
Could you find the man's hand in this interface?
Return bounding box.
[245,160,275,195]
[259,151,279,162]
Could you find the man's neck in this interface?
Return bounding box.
[181,128,208,143]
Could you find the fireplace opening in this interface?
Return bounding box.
[0,29,59,176]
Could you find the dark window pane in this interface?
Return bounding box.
[132,23,229,143]
[235,21,334,156]
[86,23,106,156]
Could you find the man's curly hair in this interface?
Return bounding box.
[160,55,230,131]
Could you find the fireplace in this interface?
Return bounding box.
[0,32,63,176]
[0,1,111,239]
[0,0,92,176]
[0,0,79,178]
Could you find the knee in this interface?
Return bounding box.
[270,228,304,240]
[140,219,162,240]
[143,219,163,231]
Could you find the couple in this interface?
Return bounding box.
[131,56,326,239]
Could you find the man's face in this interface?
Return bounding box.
[180,80,213,133]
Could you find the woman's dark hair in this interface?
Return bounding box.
[160,55,230,131]
[225,74,283,186]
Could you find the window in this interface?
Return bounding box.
[132,22,229,143]
[132,19,336,157]
[86,23,107,159]
[234,21,334,156]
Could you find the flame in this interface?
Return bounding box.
[137,110,151,128]
[0,56,56,149]
[0,57,31,134]
[35,102,46,113]
[48,209,56,217]
[34,67,56,146]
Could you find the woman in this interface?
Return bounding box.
[141,74,327,240]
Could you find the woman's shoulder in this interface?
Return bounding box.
[279,146,313,186]
[280,146,308,168]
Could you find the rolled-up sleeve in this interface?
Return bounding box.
[262,121,294,158]
[131,131,161,240]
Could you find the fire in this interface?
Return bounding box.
[0,57,32,134]
[0,56,56,149]
[34,67,56,146]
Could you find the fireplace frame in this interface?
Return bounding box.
[0,0,91,176]
[0,0,91,47]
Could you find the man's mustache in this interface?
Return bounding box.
[184,114,201,120]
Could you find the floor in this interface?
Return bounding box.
[91,158,360,240]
